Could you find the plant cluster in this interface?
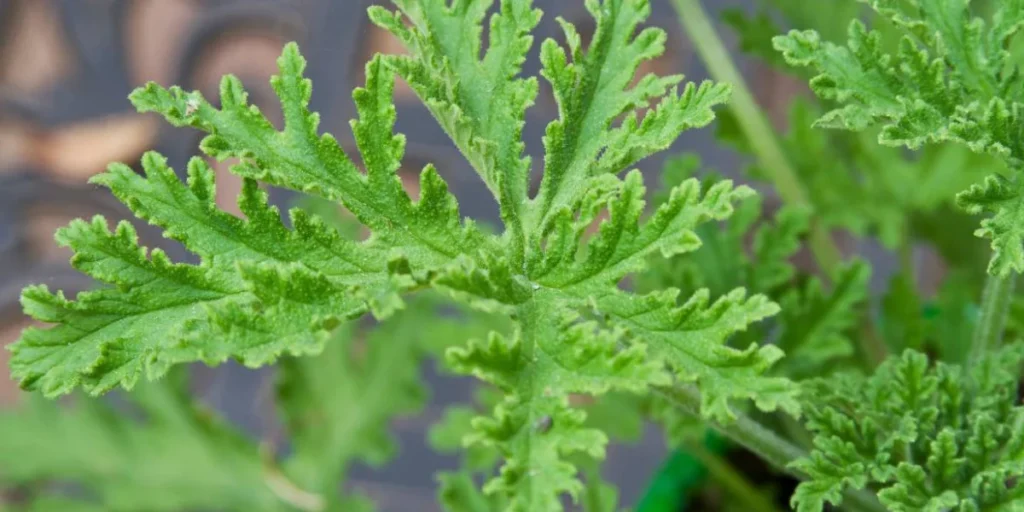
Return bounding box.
[3,0,1024,511]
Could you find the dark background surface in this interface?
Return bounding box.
[0,0,809,509]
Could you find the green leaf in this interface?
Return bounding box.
[956,174,1024,276]
[728,0,863,53]
[438,471,508,512]
[722,97,997,250]
[926,271,979,364]
[12,42,489,396]
[880,272,926,354]
[0,371,285,511]
[131,46,490,269]
[580,459,620,512]
[601,287,794,422]
[773,17,1021,153]
[5,290,495,511]
[775,262,870,378]
[790,346,1024,512]
[10,154,385,397]
[446,291,670,511]
[531,169,753,294]
[11,2,794,508]
[276,308,426,497]
[532,0,730,233]
[773,1,1024,273]
[638,156,809,298]
[368,0,540,260]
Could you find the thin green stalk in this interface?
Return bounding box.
[669,0,888,366]
[968,272,1017,366]
[656,385,888,512]
[687,441,783,512]
[655,387,801,477]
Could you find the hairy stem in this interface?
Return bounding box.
[968,272,1017,365]
[656,385,887,512]
[656,387,801,474]
[669,0,888,366]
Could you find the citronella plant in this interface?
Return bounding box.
[3,0,808,509]
[7,0,1024,510]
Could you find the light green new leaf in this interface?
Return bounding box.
[532,0,730,233]
[368,0,540,258]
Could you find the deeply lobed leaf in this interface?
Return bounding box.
[791,346,1024,511]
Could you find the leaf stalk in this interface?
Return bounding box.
[968,271,1017,366]
[656,385,887,512]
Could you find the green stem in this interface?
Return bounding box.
[687,441,783,512]
[656,386,888,512]
[968,272,1017,365]
[669,0,888,366]
[656,387,801,475]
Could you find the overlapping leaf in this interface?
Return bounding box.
[532,0,730,236]
[773,0,1024,274]
[368,0,539,257]
[446,292,670,510]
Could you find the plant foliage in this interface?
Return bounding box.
[4,0,804,509]
[791,346,1024,512]
[773,0,1024,276]
[2,294,493,511]
[9,0,1024,509]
